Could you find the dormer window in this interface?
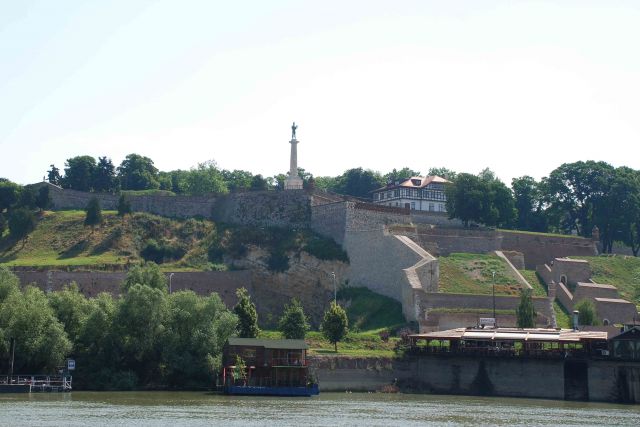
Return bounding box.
[411,179,422,186]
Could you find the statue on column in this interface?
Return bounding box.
[291,122,298,140]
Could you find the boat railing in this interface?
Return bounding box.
[0,375,72,390]
[270,358,306,367]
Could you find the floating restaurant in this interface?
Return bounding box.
[221,338,319,396]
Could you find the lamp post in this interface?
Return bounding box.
[492,270,496,321]
[169,272,175,294]
[331,272,337,303]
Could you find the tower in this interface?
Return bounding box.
[284,122,303,190]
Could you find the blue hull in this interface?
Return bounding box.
[225,384,319,397]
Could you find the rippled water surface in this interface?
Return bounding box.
[1,392,639,426]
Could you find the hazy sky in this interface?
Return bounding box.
[1,0,639,185]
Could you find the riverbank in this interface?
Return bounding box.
[309,355,640,404]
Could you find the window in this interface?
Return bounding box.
[439,204,446,212]
[394,189,399,197]
[411,202,416,210]
[429,203,434,211]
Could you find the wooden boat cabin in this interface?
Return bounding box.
[221,338,318,396]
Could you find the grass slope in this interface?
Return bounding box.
[0,210,214,269]
[519,269,548,297]
[438,253,526,296]
[337,287,405,332]
[260,330,398,357]
[574,256,640,306]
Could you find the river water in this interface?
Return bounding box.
[1,392,639,426]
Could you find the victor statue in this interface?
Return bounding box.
[291,122,298,139]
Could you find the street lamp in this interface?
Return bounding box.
[492,270,496,321]
[169,272,175,294]
[331,272,337,303]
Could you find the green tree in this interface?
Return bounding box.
[48,282,93,347]
[222,169,253,192]
[278,298,310,339]
[35,185,51,211]
[334,168,384,199]
[0,180,21,212]
[92,156,119,193]
[18,187,36,210]
[117,153,160,191]
[0,286,72,373]
[428,167,458,181]
[161,291,237,385]
[250,174,269,191]
[183,161,228,195]
[84,197,103,229]
[384,167,421,183]
[47,164,62,186]
[8,208,36,242]
[117,194,132,217]
[512,176,548,232]
[321,301,349,352]
[0,213,6,236]
[63,155,97,191]
[233,287,259,338]
[516,288,536,328]
[122,262,167,293]
[574,299,599,326]
[0,266,20,303]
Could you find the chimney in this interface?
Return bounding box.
[572,310,580,331]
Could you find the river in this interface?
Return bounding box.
[1,391,639,426]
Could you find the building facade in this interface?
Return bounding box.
[372,176,450,212]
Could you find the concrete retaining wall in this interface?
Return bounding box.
[501,231,598,269]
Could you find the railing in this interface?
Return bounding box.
[0,375,72,391]
[408,346,595,360]
[270,358,307,367]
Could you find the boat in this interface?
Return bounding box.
[221,338,319,397]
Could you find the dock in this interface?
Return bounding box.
[0,375,72,393]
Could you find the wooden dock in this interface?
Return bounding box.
[0,375,72,393]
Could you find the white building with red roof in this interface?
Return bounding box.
[372,175,450,212]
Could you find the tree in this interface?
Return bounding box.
[574,299,599,326]
[63,155,97,191]
[383,167,421,184]
[542,161,614,236]
[222,169,253,192]
[321,301,349,352]
[117,153,160,191]
[0,213,6,236]
[512,176,547,232]
[278,298,310,339]
[0,180,21,212]
[84,197,103,229]
[8,208,36,242]
[334,168,384,199]
[122,262,167,293]
[516,288,536,328]
[0,286,72,373]
[428,167,458,181]
[18,187,36,210]
[48,282,93,347]
[35,185,51,211]
[250,174,269,191]
[47,164,62,186]
[117,194,132,217]
[92,156,118,193]
[183,161,228,195]
[0,266,20,304]
[233,287,259,338]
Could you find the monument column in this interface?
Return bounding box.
[284,122,303,190]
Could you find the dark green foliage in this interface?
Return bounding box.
[122,262,167,293]
[332,167,384,199]
[84,197,103,228]
[0,213,6,235]
[48,282,93,346]
[8,208,36,241]
[337,287,404,331]
[18,187,36,210]
[35,185,51,211]
[117,153,160,191]
[47,164,62,186]
[63,155,97,191]
[516,288,536,328]
[92,156,119,193]
[250,174,269,191]
[446,171,515,228]
[304,235,349,262]
[222,169,253,192]
[384,167,421,183]
[321,301,349,352]
[574,299,599,326]
[117,194,132,217]
[511,176,548,232]
[140,239,186,264]
[0,180,21,212]
[234,287,259,338]
[428,167,458,181]
[183,161,228,195]
[278,299,309,339]
[0,266,20,303]
[267,251,289,272]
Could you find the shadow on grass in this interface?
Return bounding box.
[58,239,89,259]
[90,228,121,256]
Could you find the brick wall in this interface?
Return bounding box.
[213,190,311,228]
[501,231,598,269]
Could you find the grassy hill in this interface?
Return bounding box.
[438,252,531,296]
[572,256,640,306]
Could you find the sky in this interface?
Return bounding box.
[1,0,639,185]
